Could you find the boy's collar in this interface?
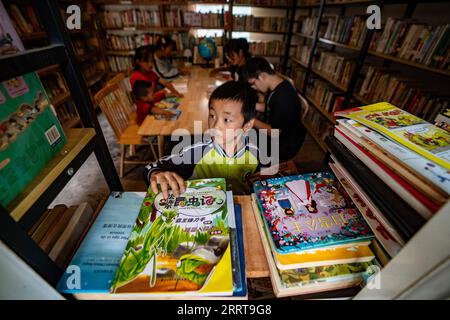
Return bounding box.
[209,135,249,159]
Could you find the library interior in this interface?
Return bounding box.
[0,0,449,300]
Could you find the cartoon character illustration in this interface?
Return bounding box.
[0,24,20,56]
[403,131,450,150]
[304,199,318,214]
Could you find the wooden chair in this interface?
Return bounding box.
[94,81,158,177]
[298,92,310,121]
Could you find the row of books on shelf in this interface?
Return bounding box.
[321,15,368,49]
[105,32,192,52]
[313,51,355,88]
[249,40,285,56]
[370,18,450,71]
[356,65,448,122]
[303,107,334,144]
[296,16,316,37]
[290,65,306,91]
[56,179,248,299]
[233,15,287,33]
[4,2,43,37]
[40,73,68,103]
[101,8,162,29]
[306,78,345,115]
[328,103,449,246]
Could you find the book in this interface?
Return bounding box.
[435,108,450,133]
[154,109,181,121]
[246,160,299,190]
[30,205,68,244]
[334,126,440,218]
[39,205,77,254]
[232,203,247,298]
[253,172,374,255]
[251,195,374,298]
[154,96,181,110]
[250,194,375,270]
[339,119,450,196]
[0,72,67,208]
[110,178,234,297]
[57,192,145,294]
[335,102,450,171]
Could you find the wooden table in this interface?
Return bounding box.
[138,68,225,158]
[234,195,270,278]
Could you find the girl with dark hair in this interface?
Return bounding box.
[153,35,190,79]
[209,38,252,82]
[130,45,182,97]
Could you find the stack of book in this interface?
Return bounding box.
[233,15,287,33]
[249,41,285,56]
[313,51,356,88]
[250,172,376,298]
[369,18,450,71]
[327,102,450,263]
[101,8,161,29]
[356,65,448,122]
[57,179,247,299]
[183,11,225,29]
[322,15,368,48]
[161,5,184,28]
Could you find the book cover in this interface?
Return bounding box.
[250,194,375,270]
[335,102,450,170]
[0,72,67,208]
[253,172,374,254]
[154,109,181,121]
[57,192,145,293]
[110,178,233,296]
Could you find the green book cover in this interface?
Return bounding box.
[0,72,67,207]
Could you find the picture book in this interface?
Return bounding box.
[57,192,145,294]
[154,96,181,110]
[110,178,234,297]
[251,198,375,298]
[253,172,374,254]
[246,160,299,190]
[0,72,67,208]
[250,194,374,270]
[338,119,450,197]
[335,102,450,170]
[0,1,24,56]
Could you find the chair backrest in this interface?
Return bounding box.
[94,82,135,140]
[297,93,310,121]
[107,72,133,103]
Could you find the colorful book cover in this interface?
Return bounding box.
[335,102,450,170]
[0,72,67,208]
[57,192,145,293]
[341,119,450,195]
[110,178,233,296]
[154,96,181,110]
[253,172,374,254]
[250,194,374,270]
[154,109,181,121]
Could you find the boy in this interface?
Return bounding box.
[242,57,306,161]
[132,80,176,125]
[144,81,260,197]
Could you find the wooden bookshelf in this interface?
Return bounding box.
[19,32,47,41]
[51,92,71,108]
[298,0,374,8]
[368,50,450,77]
[7,129,96,222]
[293,32,314,40]
[85,71,105,87]
[290,56,308,68]
[37,64,60,77]
[305,95,337,124]
[103,27,190,32]
[319,37,361,51]
[62,117,82,130]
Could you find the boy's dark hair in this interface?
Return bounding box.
[132,80,152,99]
[133,45,154,71]
[156,35,176,51]
[209,81,257,124]
[225,38,251,61]
[241,57,275,81]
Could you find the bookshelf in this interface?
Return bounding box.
[0,0,122,289]
[288,0,450,152]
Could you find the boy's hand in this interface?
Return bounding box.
[150,171,186,199]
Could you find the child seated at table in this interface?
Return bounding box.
[132,80,176,125]
[144,81,263,196]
